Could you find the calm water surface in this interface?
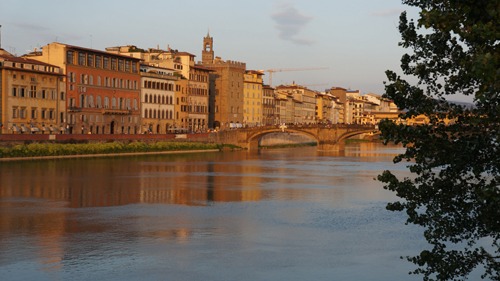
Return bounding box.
[0,143,426,281]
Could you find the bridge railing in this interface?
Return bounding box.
[229,124,375,132]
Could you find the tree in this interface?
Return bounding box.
[378,0,499,280]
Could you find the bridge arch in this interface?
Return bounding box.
[246,128,320,150]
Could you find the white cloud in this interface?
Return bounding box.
[271,3,314,45]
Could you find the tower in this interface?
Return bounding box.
[202,31,214,64]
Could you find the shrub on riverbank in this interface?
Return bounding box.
[0,141,222,158]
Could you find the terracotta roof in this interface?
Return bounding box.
[45,42,142,61]
[0,54,59,68]
[192,64,214,71]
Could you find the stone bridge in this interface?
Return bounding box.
[213,124,377,151]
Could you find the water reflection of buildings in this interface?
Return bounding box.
[138,153,265,205]
[0,154,269,209]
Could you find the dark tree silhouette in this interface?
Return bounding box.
[378,0,499,280]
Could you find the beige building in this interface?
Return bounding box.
[243,70,264,127]
[262,85,276,126]
[201,32,246,129]
[275,84,317,125]
[140,64,177,134]
[188,65,211,132]
[0,49,66,134]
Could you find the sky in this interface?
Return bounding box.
[0,0,425,97]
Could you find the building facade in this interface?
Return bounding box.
[0,49,66,134]
[262,85,276,126]
[243,70,264,127]
[26,43,142,134]
[140,64,177,134]
[188,65,211,132]
[201,33,246,129]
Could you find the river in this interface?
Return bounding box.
[0,142,426,281]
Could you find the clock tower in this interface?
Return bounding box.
[202,31,214,64]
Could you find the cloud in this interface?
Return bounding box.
[271,3,314,45]
[370,8,403,17]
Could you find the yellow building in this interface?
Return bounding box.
[0,49,66,134]
[172,78,189,131]
[243,70,264,127]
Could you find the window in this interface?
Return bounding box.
[67,51,74,64]
[103,57,109,69]
[31,108,37,119]
[20,108,27,119]
[12,87,17,97]
[96,56,102,68]
[88,95,94,108]
[118,59,124,71]
[111,58,117,70]
[96,96,102,108]
[87,54,94,67]
[41,109,47,119]
[12,107,18,118]
[78,52,86,66]
[29,86,37,98]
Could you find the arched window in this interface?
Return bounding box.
[133,99,138,110]
[88,95,94,108]
[104,97,109,108]
[112,97,117,109]
[96,96,102,108]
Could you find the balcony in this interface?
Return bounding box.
[102,108,131,115]
[68,107,82,113]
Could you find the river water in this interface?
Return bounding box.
[0,143,427,281]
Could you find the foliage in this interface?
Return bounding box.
[0,141,220,159]
[378,0,499,280]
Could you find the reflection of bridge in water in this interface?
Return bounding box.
[214,124,377,151]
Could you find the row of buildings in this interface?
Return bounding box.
[0,33,400,135]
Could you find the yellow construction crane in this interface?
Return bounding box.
[260,67,329,86]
